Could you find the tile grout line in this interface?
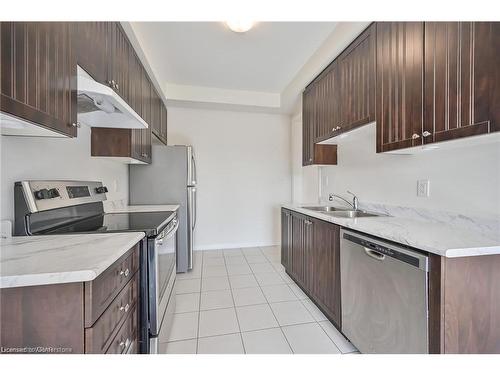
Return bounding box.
[296,297,343,353]
[223,248,246,354]
[165,316,341,344]
[195,251,205,354]
[252,248,294,354]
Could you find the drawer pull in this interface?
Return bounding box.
[119,268,130,277]
[119,303,130,313]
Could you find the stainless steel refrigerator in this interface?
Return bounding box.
[129,145,196,272]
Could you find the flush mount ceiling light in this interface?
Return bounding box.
[225,20,255,33]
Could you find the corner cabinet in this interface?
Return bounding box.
[281,209,342,329]
[1,22,77,137]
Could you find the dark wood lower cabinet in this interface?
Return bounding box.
[281,209,292,270]
[429,254,500,354]
[282,209,341,329]
[282,209,500,353]
[0,243,140,354]
[310,218,341,329]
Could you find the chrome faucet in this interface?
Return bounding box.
[329,191,359,211]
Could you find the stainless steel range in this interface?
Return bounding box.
[13,180,178,354]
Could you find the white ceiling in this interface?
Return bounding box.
[130,22,337,93]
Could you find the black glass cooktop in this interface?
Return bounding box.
[42,211,175,237]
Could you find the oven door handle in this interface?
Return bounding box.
[165,219,179,239]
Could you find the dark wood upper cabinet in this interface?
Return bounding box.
[128,46,143,116]
[338,23,375,133]
[1,22,77,137]
[303,24,376,164]
[108,23,130,103]
[159,102,168,144]
[423,22,500,143]
[73,22,110,83]
[302,86,315,165]
[150,86,167,145]
[313,62,340,141]
[377,21,499,152]
[302,84,338,167]
[376,22,425,153]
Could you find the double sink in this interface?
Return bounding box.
[300,206,382,218]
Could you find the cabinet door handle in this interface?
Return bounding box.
[119,303,130,313]
[71,122,81,128]
[412,133,420,139]
[119,268,130,277]
[422,131,432,137]
[119,338,131,353]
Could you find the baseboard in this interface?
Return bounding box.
[194,242,280,251]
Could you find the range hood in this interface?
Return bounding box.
[77,66,148,129]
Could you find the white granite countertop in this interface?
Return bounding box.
[106,204,180,214]
[0,232,145,288]
[283,204,500,258]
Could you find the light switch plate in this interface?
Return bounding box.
[417,180,430,197]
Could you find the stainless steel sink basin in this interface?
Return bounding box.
[300,206,349,212]
[326,210,381,218]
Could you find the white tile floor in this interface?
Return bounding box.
[159,246,359,354]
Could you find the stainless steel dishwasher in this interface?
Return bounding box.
[340,229,429,354]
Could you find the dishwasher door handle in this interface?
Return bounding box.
[364,247,386,261]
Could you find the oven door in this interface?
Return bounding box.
[149,216,178,336]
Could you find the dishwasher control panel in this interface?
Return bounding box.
[343,232,426,269]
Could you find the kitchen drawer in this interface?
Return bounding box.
[85,272,139,353]
[84,243,140,327]
[105,303,138,354]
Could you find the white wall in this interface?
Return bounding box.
[293,122,500,219]
[0,125,129,222]
[168,106,291,250]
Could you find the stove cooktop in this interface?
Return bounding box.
[41,211,176,237]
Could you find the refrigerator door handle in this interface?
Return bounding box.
[187,187,195,270]
[193,187,197,230]
[191,154,197,186]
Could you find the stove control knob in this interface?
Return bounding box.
[34,189,50,200]
[95,186,109,194]
[48,188,60,198]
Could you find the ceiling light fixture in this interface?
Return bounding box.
[225,20,254,33]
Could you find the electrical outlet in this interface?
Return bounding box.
[417,180,430,197]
